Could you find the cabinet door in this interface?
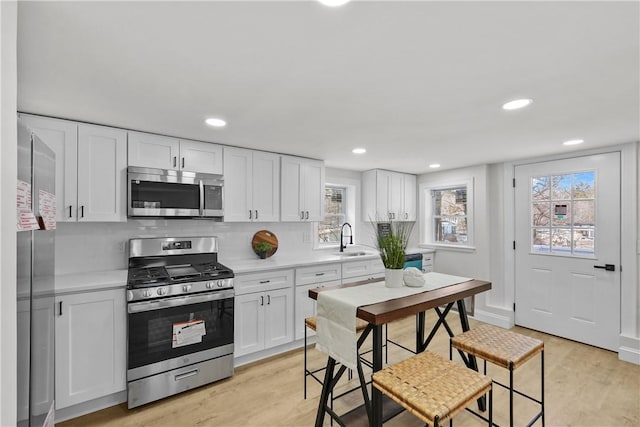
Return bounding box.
[223,147,253,222]
[77,124,127,221]
[179,139,223,174]
[128,131,179,170]
[234,293,265,357]
[403,174,417,221]
[389,172,404,220]
[376,170,392,220]
[55,289,126,409]
[252,151,280,222]
[302,159,325,222]
[280,156,303,221]
[18,115,78,222]
[294,279,341,341]
[264,287,294,349]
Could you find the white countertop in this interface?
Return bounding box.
[55,269,128,295]
[54,247,434,293]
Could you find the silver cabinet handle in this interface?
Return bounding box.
[249,210,253,220]
[175,369,199,381]
[173,156,177,168]
[181,157,185,169]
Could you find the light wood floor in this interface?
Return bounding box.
[60,315,640,427]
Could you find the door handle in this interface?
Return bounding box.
[305,211,309,220]
[175,369,199,381]
[181,157,185,169]
[594,264,615,271]
[173,156,177,168]
[255,210,258,220]
[249,210,252,220]
[68,205,72,218]
[260,295,264,306]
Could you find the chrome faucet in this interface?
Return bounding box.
[339,222,353,252]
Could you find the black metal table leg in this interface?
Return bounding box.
[416,311,425,353]
[372,324,383,427]
[314,357,336,427]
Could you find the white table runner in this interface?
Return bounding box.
[315,272,472,370]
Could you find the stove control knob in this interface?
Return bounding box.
[157,287,167,296]
[216,280,224,288]
[207,281,215,289]
[143,290,153,298]
[183,284,192,292]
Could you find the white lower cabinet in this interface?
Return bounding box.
[234,269,294,357]
[294,263,342,340]
[341,258,385,283]
[55,288,126,409]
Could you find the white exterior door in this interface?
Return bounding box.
[514,152,621,351]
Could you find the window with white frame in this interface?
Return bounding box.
[318,185,347,245]
[421,179,474,248]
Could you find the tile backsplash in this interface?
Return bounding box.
[54,220,315,275]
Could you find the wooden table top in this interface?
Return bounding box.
[309,278,491,325]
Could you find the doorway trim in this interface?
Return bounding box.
[502,143,638,364]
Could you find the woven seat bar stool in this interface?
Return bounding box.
[373,350,493,427]
[303,316,370,399]
[450,324,544,427]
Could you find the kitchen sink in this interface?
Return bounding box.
[337,251,371,257]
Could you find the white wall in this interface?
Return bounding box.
[0,1,18,425]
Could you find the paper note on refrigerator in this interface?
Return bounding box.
[38,190,57,230]
[172,319,206,348]
[16,180,39,231]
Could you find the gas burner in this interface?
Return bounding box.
[129,267,169,286]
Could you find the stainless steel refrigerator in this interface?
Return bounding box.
[17,122,56,427]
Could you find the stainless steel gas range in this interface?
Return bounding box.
[126,236,234,408]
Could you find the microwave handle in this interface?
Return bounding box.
[198,180,204,217]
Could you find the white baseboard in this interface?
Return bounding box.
[618,334,640,365]
[473,308,513,329]
[55,391,126,423]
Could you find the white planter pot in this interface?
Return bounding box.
[384,268,404,288]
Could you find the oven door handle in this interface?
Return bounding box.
[128,289,234,313]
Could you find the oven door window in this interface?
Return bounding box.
[128,298,234,369]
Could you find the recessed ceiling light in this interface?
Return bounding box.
[205,118,226,128]
[318,0,351,6]
[502,99,533,110]
[429,163,441,169]
[352,148,366,154]
[563,139,584,146]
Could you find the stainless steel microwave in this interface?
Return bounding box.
[127,166,224,219]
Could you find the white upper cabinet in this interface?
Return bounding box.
[18,114,78,223]
[280,156,325,222]
[223,147,280,222]
[128,131,222,174]
[18,114,127,222]
[362,169,416,221]
[77,124,127,221]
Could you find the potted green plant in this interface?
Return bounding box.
[253,241,272,259]
[371,219,415,287]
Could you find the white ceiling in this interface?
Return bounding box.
[17,1,639,174]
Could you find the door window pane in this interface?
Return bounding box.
[530,171,595,257]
